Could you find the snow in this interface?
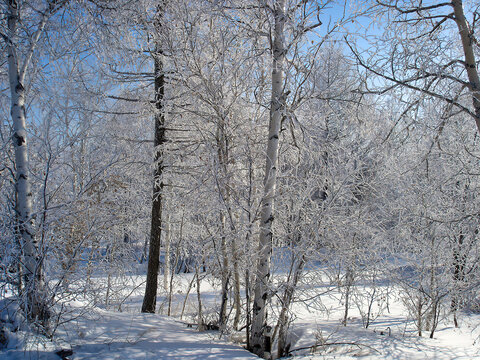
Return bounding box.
[57,310,257,360]
[2,300,257,359]
[2,272,480,359]
[287,317,480,359]
[275,276,480,360]
[0,276,257,360]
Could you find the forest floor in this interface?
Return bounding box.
[1,271,480,359]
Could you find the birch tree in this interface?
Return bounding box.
[249,1,286,355]
[1,0,68,328]
[241,0,358,355]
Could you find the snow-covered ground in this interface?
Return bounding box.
[1,271,480,359]
[285,304,480,360]
[0,288,257,359]
[55,309,256,360]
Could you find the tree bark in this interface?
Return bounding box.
[142,3,166,313]
[451,233,466,327]
[195,266,205,331]
[342,268,354,326]
[164,214,171,292]
[452,0,480,134]
[232,239,242,330]
[6,0,50,327]
[250,0,286,356]
[219,211,230,329]
[215,109,238,330]
[277,254,305,358]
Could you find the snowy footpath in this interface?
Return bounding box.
[2,304,258,360]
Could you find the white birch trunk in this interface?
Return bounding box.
[250,0,286,356]
[452,0,480,134]
[6,0,49,326]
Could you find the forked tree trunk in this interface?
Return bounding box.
[277,254,305,358]
[142,3,166,314]
[452,0,480,134]
[250,0,286,357]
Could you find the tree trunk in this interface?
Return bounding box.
[232,240,242,330]
[342,268,354,326]
[180,274,196,320]
[245,149,255,349]
[6,0,49,328]
[215,109,235,330]
[168,211,184,316]
[452,0,480,135]
[451,234,465,327]
[245,268,251,350]
[142,4,166,314]
[196,266,205,331]
[219,211,229,330]
[417,294,424,337]
[277,255,305,358]
[250,0,286,357]
[164,214,171,292]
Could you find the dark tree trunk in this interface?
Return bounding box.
[142,3,166,314]
[452,0,480,134]
[451,234,466,327]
